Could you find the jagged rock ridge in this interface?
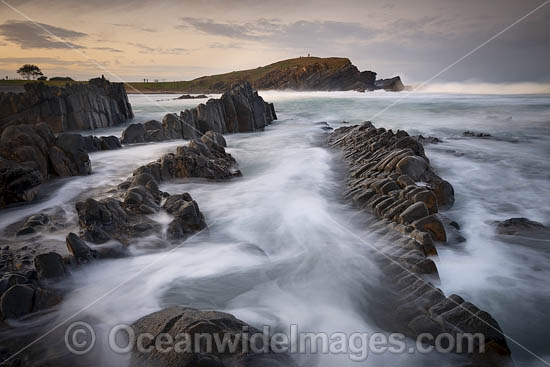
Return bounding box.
[0,77,133,133]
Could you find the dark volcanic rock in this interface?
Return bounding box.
[328,121,511,365]
[374,76,405,91]
[176,94,208,99]
[494,217,548,236]
[0,123,93,207]
[463,131,491,138]
[131,307,294,367]
[0,77,133,133]
[33,252,68,280]
[163,194,207,240]
[123,82,277,144]
[66,232,96,263]
[134,133,238,181]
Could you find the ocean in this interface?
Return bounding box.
[1,90,549,366]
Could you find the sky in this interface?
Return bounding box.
[0,0,548,83]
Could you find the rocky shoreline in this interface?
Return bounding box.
[0,85,527,366]
[0,77,133,133]
[328,121,513,366]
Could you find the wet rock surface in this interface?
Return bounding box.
[121,82,277,143]
[0,77,133,133]
[494,217,548,237]
[0,123,92,207]
[328,121,512,365]
[131,307,294,367]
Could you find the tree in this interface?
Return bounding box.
[16,64,43,80]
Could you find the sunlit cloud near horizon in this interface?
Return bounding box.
[0,0,548,87]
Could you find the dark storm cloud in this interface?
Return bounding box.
[0,20,86,49]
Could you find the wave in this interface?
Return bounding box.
[414,82,550,95]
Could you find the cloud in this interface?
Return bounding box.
[110,23,157,33]
[0,20,87,49]
[0,57,80,65]
[92,46,123,53]
[209,42,245,49]
[179,17,378,49]
[128,42,191,55]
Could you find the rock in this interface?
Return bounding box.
[396,156,428,181]
[413,135,442,144]
[0,284,34,319]
[34,252,68,279]
[0,78,133,133]
[135,138,238,181]
[411,214,447,242]
[463,131,491,138]
[397,175,415,188]
[374,76,405,91]
[16,213,50,236]
[162,113,184,139]
[163,194,207,240]
[100,136,122,150]
[494,217,548,236]
[121,123,149,144]
[411,190,438,214]
[177,94,208,99]
[0,123,94,207]
[399,202,429,224]
[54,133,92,175]
[201,130,226,148]
[0,157,42,207]
[429,180,454,209]
[76,197,129,244]
[66,232,96,263]
[131,306,293,367]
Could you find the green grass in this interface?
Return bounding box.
[0,57,353,93]
[127,57,352,93]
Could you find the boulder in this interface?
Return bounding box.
[0,157,42,207]
[131,307,293,367]
[100,136,122,150]
[0,123,93,207]
[411,214,447,242]
[34,252,68,279]
[16,213,50,236]
[66,232,96,263]
[121,123,149,144]
[494,217,548,236]
[399,202,429,224]
[396,156,428,181]
[430,180,455,209]
[0,284,34,319]
[162,113,184,139]
[201,130,227,148]
[163,194,207,240]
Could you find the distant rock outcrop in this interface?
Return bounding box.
[165,57,404,93]
[0,77,133,133]
[375,76,405,92]
[121,82,277,143]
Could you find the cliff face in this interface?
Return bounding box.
[0,77,133,133]
[178,57,385,93]
[250,58,377,91]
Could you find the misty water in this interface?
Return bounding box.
[1,91,549,366]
